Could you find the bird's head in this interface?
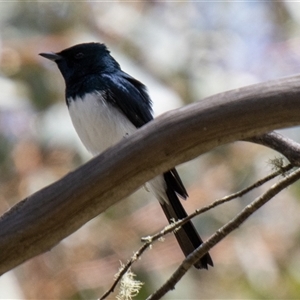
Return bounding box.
[40,42,120,85]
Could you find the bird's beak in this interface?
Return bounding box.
[39,52,62,62]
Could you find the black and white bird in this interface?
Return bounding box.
[40,42,213,269]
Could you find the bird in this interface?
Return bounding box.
[39,42,213,269]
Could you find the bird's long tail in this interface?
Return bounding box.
[161,172,213,269]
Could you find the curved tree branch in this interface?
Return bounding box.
[247,131,300,165]
[1,75,300,275]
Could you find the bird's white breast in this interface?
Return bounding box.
[68,91,168,203]
[68,92,136,156]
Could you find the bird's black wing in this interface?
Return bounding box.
[103,71,153,128]
[104,71,189,199]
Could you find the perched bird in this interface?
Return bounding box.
[40,43,213,269]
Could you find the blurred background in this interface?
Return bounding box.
[1,1,300,299]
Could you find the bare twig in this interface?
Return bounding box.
[100,163,293,300]
[146,167,300,300]
[144,162,293,242]
[99,243,150,300]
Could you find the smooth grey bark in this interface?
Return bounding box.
[1,75,300,275]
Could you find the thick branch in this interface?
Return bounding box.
[1,75,300,275]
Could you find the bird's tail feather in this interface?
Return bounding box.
[161,186,213,269]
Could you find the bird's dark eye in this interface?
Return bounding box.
[74,52,84,59]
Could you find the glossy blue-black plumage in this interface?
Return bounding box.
[39,42,213,269]
[66,71,154,129]
[55,43,153,128]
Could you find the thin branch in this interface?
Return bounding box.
[247,131,300,166]
[100,163,293,300]
[1,75,300,274]
[144,162,293,242]
[146,167,300,300]
[99,242,150,300]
